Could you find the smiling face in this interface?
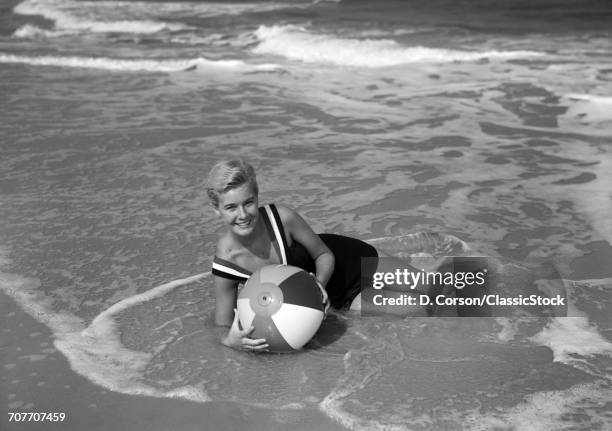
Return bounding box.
[214,182,259,237]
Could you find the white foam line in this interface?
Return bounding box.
[86,272,209,332]
[569,278,612,286]
[530,317,612,363]
[252,24,544,67]
[0,53,283,73]
[320,396,410,431]
[465,381,612,431]
[368,231,470,251]
[319,332,410,431]
[78,273,212,400]
[0,271,85,337]
[566,93,612,104]
[529,281,612,364]
[14,0,309,22]
[0,259,213,402]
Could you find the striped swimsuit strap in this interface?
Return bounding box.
[211,204,288,281]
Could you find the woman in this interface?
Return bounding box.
[207,160,432,351]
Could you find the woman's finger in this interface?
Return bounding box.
[242,336,266,345]
[243,343,269,352]
[243,338,267,347]
[232,310,259,338]
[309,272,329,304]
[242,337,269,351]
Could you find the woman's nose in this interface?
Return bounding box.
[237,206,247,218]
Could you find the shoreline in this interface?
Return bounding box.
[1,292,343,431]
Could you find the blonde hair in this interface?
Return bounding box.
[206,160,258,207]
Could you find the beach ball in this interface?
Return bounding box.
[237,265,325,353]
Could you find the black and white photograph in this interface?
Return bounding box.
[1,0,611,430]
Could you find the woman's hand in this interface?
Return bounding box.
[310,273,330,315]
[222,309,269,352]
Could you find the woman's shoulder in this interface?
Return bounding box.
[272,204,299,223]
[214,232,238,260]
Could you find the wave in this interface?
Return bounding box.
[566,93,612,105]
[13,23,256,50]
[14,0,187,35]
[12,23,61,39]
[561,93,612,132]
[252,25,544,67]
[12,0,313,37]
[0,53,282,72]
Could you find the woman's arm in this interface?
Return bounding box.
[213,275,268,351]
[214,275,238,326]
[277,205,335,288]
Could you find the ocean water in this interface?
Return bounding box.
[1,0,612,430]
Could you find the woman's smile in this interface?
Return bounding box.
[235,218,253,229]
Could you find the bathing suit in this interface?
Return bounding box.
[212,204,378,309]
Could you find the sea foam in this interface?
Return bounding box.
[466,381,612,431]
[0,53,281,73]
[529,279,612,364]
[13,0,307,36]
[531,316,612,363]
[12,24,62,39]
[0,254,212,403]
[14,0,186,34]
[563,93,612,124]
[252,25,544,67]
